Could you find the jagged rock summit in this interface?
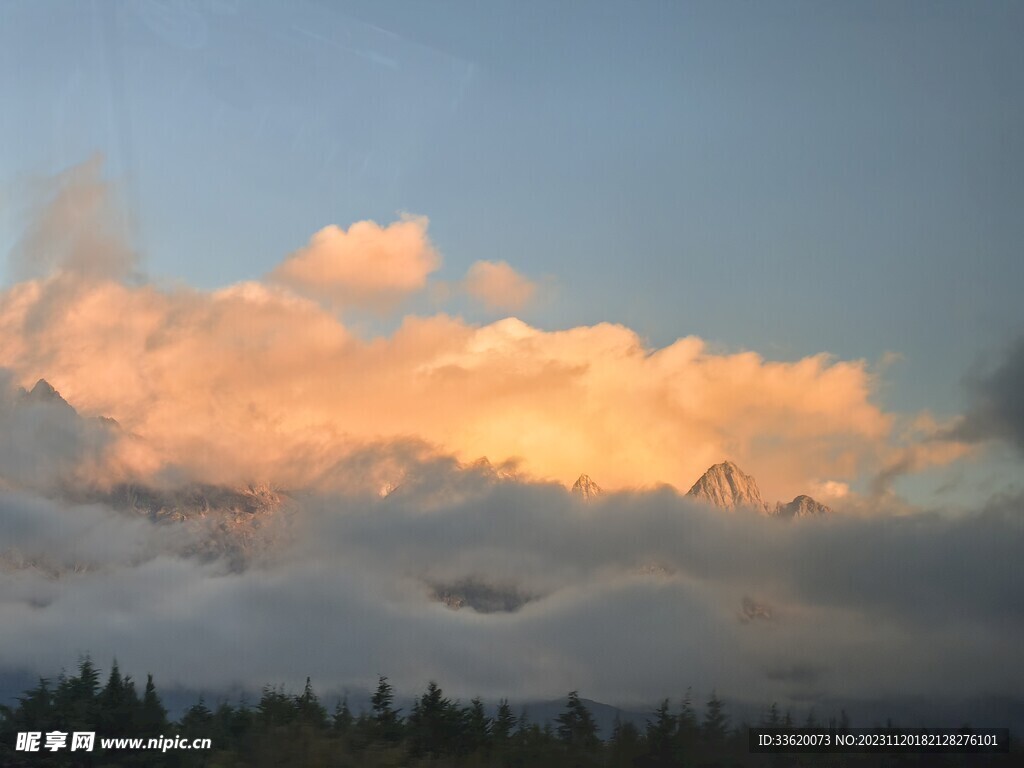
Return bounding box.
[686,460,765,511]
[571,473,603,500]
[686,460,834,519]
[24,379,76,412]
[774,494,832,519]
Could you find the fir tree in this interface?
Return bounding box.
[370,675,402,744]
[702,691,728,745]
[609,715,643,768]
[295,676,328,728]
[492,698,517,743]
[14,678,53,730]
[332,695,353,733]
[464,696,491,755]
[258,686,297,729]
[180,696,214,740]
[98,660,139,735]
[555,691,600,766]
[674,686,700,760]
[646,698,677,766]
[408,680,461,758]
[138,673,168,734]
[53,657,100,732]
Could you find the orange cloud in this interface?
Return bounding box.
[0,267,902,500]
[268,216,439,307]
[0,166,947,499]
[463,260,537,311]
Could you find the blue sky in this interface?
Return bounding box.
[1,1,1023,499]
[3,4,1024,711]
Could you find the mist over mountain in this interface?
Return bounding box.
[571,461,833,520]
[774,494,833,519]
[3,1,1023,757]
[0,375,1020,735]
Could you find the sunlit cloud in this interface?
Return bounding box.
[0,160,1014,730]
[0,162,957,502]
[268,215,440,308]
[0,274,901,499]
[463,259,537,311]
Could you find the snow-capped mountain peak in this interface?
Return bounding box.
[686,461,833,519]
[774,494,833,519]
[686,460,765,511]
[571,473,603,500]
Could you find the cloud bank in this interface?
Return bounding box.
[0,161,953,502]
[0,276,898,500]
[0,445,1019,712]
[2,161,1011,722]
[954,334,1024,456]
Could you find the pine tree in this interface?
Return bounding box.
[491,698,515,741]
[212,701,240,750]
[609,715,643,768]
[673,687,699,760]
[99,660,138,735]
[408,681,461,758]
[370,675,402,744]
[53,657,100,732]
[464,696,491,755]
[181,696,214,737]
[295,676,327,728]
[228,700,254,747]
[258,686,297,729]
[702,691,727,745]
[14,678,53,730]
[646,698,677,765]
[555,691,600,766]
[138,674,168,735]
[332,696,353,733]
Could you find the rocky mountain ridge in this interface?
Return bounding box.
[686,460,832,517]
[572,460,833,518]
[571,473,603,500]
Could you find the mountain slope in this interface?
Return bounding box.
[774,494,833,519]
[686,460,765,511]
[571,473,603,500]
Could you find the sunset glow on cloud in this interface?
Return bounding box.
[463,259,537,311]
[0,164,955,503]
[268,216,440,307]
[2,2,1023,742]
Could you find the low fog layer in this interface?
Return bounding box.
[0,380,1020,715]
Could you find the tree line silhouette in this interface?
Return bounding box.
[0,657,1017,767]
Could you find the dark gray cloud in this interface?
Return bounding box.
[0,451,1021,714]
[0,368,1018,714]
[954,334,1024,455]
